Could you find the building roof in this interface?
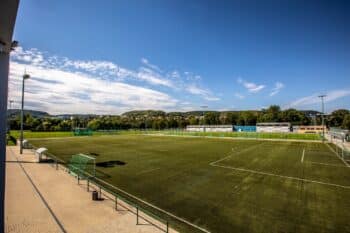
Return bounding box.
[0,0,19,53]
[187,125,233,128]
[256,122,290,126]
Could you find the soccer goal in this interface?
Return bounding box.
[73,128,93,136]
[341,146,350,163]
[68,153,96,178]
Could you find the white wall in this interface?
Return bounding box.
[186,125,232,132]
[256,126,290,133]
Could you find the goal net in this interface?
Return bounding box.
[73,128,93,136]
[68,153,96,178]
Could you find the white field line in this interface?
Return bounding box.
[143,133,323,143]
[209,143,264,166]
[210,163,350,190]
[308,161,348,168]
[301,148,305,163]
[325,143,350,168]
[136,168,160,176]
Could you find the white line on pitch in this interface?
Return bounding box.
[325,143,350,168]
[301,148,305,163]
[210,143,263,166]
[308,161,348,168]
[210,163,350,189]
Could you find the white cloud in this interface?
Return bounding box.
[170,71,181,79]
[137,67,173,87]
[9,47,220,113]
[186,84,220,101]
[286,89,350,108]
[270,82,285,96]
[237,78,265,93]
[9,61,178,114]
[234,93,245,99]
[12,48,174,88]
[141,57,162,72]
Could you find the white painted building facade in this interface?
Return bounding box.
[186,125,233,132]
[256,122,291,133]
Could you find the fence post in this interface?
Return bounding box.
[166,221,169,233]
[87,179,89,192]
[99,186,102,198]
[55,159,58,170]
[115,196,118,210]
[78,174,80,185]
[136,207,139,225]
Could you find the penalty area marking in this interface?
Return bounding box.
[210,143,264,166]
[301,148,305,163]
[210,163,350,190]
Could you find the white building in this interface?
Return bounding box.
[186,125,233,132]
[256,122,291,133]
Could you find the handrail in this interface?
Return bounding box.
[28,142,210,233]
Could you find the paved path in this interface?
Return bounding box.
[5,146,170,233]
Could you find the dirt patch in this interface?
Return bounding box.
[96,161,126,167]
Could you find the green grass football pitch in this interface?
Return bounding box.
[30,135,350,233]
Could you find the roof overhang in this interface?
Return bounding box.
[0,0,20,54]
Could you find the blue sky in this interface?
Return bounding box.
[8,0,350,114]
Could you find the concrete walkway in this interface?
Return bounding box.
[5,146,171,233]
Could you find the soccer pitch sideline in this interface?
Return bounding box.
[9,129,322,141]
[29,135,350,233]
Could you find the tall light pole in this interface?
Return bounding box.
[9,100,13,110]
[318,95,326,142]
[200,105,208,132]
[20,73,30,154]
[7,100,14,134]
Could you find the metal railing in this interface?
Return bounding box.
[27,142,210,233]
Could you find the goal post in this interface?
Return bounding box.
[73,128,93,136]
[68,153,96,178]
[342,144,350,162]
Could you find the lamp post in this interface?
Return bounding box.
[20,73,30,154]
[200,105,208,132]
[7,100,14,134]
[318,95,326,142]
[9,100,13,110]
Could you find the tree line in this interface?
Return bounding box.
[7,105,350,131]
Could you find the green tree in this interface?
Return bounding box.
[329,109,350,127]
[87,119,101,130]
[341,114,350,130]
[204,112,220,125]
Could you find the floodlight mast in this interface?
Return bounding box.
[7,100,14,133]
[200,105,208,132]
[318,95,326,142]
[20,73,30,154]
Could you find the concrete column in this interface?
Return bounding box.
[0,51,9,233]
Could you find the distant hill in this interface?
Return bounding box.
[122,110,166,117]
[54,114,98,120]
[7,109,50,118]
[6,108,323,119]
